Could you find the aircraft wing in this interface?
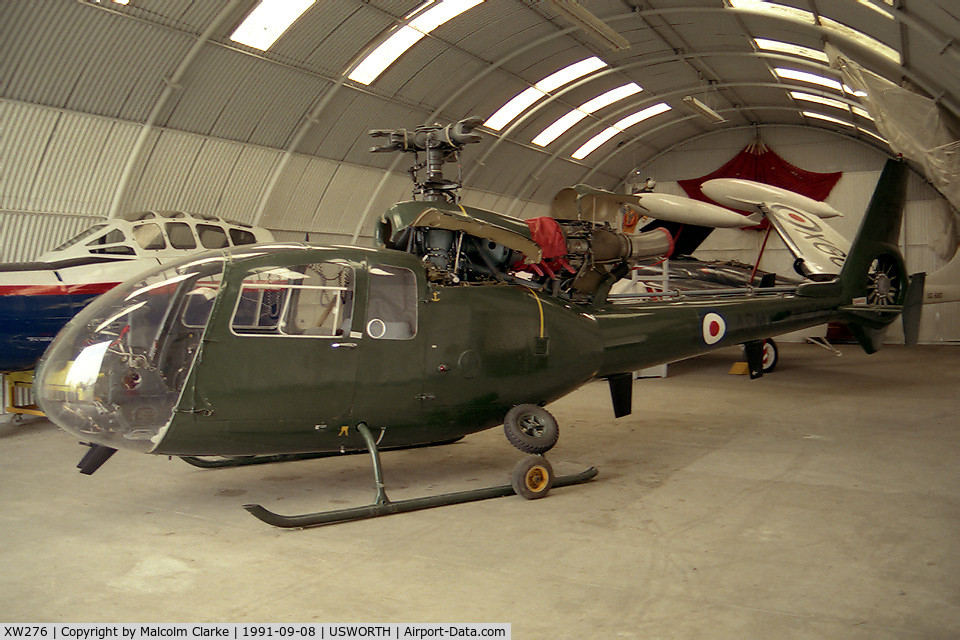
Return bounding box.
[764,203,851,280]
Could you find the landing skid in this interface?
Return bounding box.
[243,423,598,528]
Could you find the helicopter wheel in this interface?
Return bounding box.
[503,404,559,454]
[511,455,554,500]
[761,339,778,374]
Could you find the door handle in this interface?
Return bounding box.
[331,342,357,349]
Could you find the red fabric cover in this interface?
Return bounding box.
[515,216,575,278]
[677,139,842,230]
[526,216,567,260]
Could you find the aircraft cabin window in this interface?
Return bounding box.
[133,223,166,250]
[229,228,257,246]
[55,224,106,251]
[366,265,417,340]
[231,261,355,338]
[197,224,228,249]
[81,227,136,255]
[166,222,197,249]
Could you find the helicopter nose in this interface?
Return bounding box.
[36,333,179,453]
[35,254,226,453]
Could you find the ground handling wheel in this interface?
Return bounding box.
[511,455,554,500]
[503,403,559,454]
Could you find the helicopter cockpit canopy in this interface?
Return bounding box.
[34,251,246,452]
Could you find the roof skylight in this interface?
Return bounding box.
[802,111,855,127]
[775,68,867,97]
[571,103,671,160]
[790,91,873,119]
[348,0,484,85]
[230,0,317,50]
[729,0,901,64]
[532,83,642,147]
[485,57,607,131]
[856,0,895,21]
[753,38,828,63]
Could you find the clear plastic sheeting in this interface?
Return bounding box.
[828,44,960,214]
[36,254,227,452]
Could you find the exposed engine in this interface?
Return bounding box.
[370,118,672,301]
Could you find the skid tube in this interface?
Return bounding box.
[243,423,598,528]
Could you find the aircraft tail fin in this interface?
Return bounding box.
[797,158,911,353]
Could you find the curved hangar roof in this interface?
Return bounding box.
[4,0,960,240]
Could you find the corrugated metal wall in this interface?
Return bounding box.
[1,98,550,261]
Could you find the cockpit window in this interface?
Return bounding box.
[229,228,257,246]
[366,265,417,340]
[166,222,197,250]
[197,224,228,249]
[53,224,107,251]
[133,223,166,250]
[231,261,355,338]
[85,228,135,255]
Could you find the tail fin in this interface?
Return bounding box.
[839,159,910,353]
[836,158,909,298]
[797,158,911,353]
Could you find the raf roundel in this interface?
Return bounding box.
[702,312,726,345]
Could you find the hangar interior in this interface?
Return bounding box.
[1,0,959,635]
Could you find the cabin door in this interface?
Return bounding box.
[352,263,425,444]
[190,259,361,452]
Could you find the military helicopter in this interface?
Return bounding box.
[35,117,922,527]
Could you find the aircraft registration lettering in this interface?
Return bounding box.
[338,426,349,436]
[782,210,847,268]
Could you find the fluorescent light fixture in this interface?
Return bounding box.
[803,111,855,127]
[230,0,316,50]
[683,95,726,123]
[754,38,828,63]
[532,83,642,146]
[548,0,630,50]
[485,57,606,131]
[572,102,671,159]
[348,0,484,85]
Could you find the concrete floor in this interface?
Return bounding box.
[1,343,958,637]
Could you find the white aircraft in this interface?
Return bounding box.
[0,211,273,372]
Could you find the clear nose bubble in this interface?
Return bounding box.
[36,255,226,452]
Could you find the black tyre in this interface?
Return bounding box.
[511,455,554,500]
[503,404,559,454]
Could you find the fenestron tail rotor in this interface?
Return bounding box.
[866,254,902,306]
